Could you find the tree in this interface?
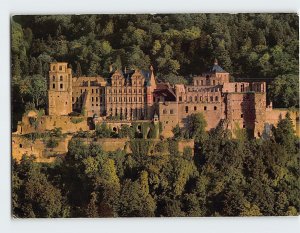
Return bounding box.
[269,74,299,108]
[172,124,183,139]
[75,61,82,77]
[184,113,208,144]
[95,123,112,138]
[27,74,47,107]
[272,112,297,153]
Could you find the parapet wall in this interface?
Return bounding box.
[12,135,72,163]
[12,135,194,162]
[266,109,298,133]
[17,115,90,135]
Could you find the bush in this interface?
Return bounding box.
[95,123,112,138]
[71,117,84,124]
[46,138,59,148]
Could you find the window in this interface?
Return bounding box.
[179,96,182,101]
[194,106,197,111]
[59,66,62,71]
[195,96,198,101]
[109,97,111,102]
[119,89,121,93]
[170,109,174,114]
[201,80,203,85]
[215,96,218,101]
[53,84,55,89]
[53,65,56,71]
[96,89,98,93]
[92,89,94,94]
[81,89,83,93]
[243,124,246,128]
[92,97,94,102]
[60,84,63,89]
[204,106,207,111]
[60,76,63,81]
[214,106,217,110]
[189,96,192,102]
[139,89,141,93]
[52,76,55,81]
[96,97,98,102]
[139,97,142,102]
[210,96,213,102]
[213,80,215,85]
[119,81,121,85]
[163,109,167,114]
[241,114,243,118]
[185,106,189,113]
[196,80,199,85]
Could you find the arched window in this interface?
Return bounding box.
[60,76,63,81]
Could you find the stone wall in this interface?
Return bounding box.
[266,109,298,132]
[12,134,72,163]
[17,115,90,135]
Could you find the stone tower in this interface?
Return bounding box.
[48,62,72,115]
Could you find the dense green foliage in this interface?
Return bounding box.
[11,14,299,130]
[12,115,299,217]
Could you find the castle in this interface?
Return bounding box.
[46,60,280,138]
[13,59,298,162]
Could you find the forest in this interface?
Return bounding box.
[11,14,299,129]
[11,14,299,217]
[12,113,299,217]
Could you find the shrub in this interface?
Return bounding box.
[71,117,84,124]
[46,138,59,148]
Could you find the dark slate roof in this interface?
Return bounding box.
[210,64,225,73]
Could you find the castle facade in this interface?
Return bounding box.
[46,60,283,138]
